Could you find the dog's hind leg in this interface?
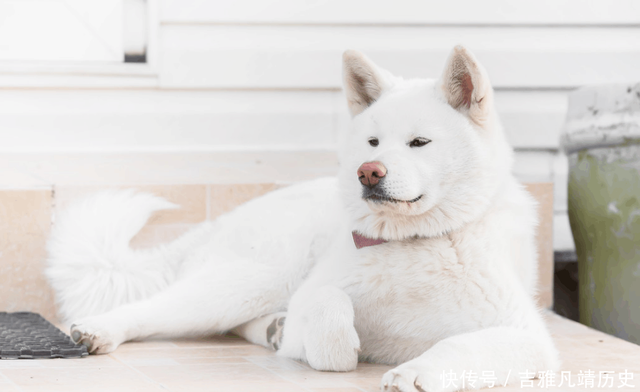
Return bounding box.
[231,312,287,350]
[69,260,293,354]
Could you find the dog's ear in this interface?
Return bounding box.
[343,50,393,117]
[440,46,493,128]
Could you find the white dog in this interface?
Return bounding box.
[47,46,559,392]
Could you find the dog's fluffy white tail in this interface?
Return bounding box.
[47,190,185,323]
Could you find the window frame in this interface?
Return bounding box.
[0,0,159,88]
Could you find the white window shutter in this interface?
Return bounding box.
[0,0,123,62]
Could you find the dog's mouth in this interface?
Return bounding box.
[364,194,423,204]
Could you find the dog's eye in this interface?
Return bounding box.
[409,137,431,148]
[368,138,379,147]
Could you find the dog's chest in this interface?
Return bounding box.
[337,235,504,364]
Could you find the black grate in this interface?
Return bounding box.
[0,312,88,359]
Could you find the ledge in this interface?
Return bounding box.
[0,62,158,89]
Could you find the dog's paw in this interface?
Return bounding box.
[266,316,286,350]
[381,367,423,392]
[381,363,446,392]
[304,321,360,372]
[70,318,123,354]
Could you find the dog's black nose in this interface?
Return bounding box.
[357,161,387,187]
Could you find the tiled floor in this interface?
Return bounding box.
[0,313,637,392]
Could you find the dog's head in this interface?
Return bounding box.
[338,46,513,241]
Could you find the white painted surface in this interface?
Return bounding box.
[124,0,147,56]
[0,0,123,62]
[0,91,336,151]
[158,25,640,89]
[554,212,576,251]
[0,90,568,151]
[159,0,640,25]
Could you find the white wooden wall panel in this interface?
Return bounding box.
[158,25,640,89]
[512,150,555,183]
[0,90,568,151]
[0,91,336,152]
[554,212,576,250]
[495,91,567,149]
[552,154,573,250]
[553,152,570,214]
[160,0,640,25]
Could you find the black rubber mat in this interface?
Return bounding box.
[0,312,88,359]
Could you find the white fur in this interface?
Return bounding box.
[46,190,181,322]
[46,46,559,391]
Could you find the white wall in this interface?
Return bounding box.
[2,0,640,250]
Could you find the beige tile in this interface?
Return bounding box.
[338,363,393,392]
[0,355,121,369]
[170,334,253,348]
[113,334,254,352]
[183,381,308,392]
[0,376,21,392]
[249,357,389,390]
[1,366,165,392]
[122,355,250,366]
[344,378,383,392]
[262,369,357,389]
[172,357,251,365]
[247,355,311,372]
[208,183,279,219]
[310,389,366,392]
[524,182,554,309]
[0,361,43,370]
[110,340,179,353]
[0,190,57,322]
[546,312,640,374]
[134,363,306,392]
[111,345,272,366]
[0,385,21,392]
[130,223,197,249]
[137,185,207,225]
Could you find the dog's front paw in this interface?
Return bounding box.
[381,362,447,392]
[70,318,124,354]
[304,320,360,372]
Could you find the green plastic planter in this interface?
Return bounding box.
[562,83,640,344]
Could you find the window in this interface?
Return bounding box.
[0,0,147,63]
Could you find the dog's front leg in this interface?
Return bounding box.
[380,324,559,392]
[277,285,360,372]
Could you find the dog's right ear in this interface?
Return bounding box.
[440,45,493,128]
[342,50,393,117]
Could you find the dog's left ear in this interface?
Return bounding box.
[440,45,493,128]
[343,50,394,117]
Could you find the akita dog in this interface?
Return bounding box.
[47,46,559,392]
